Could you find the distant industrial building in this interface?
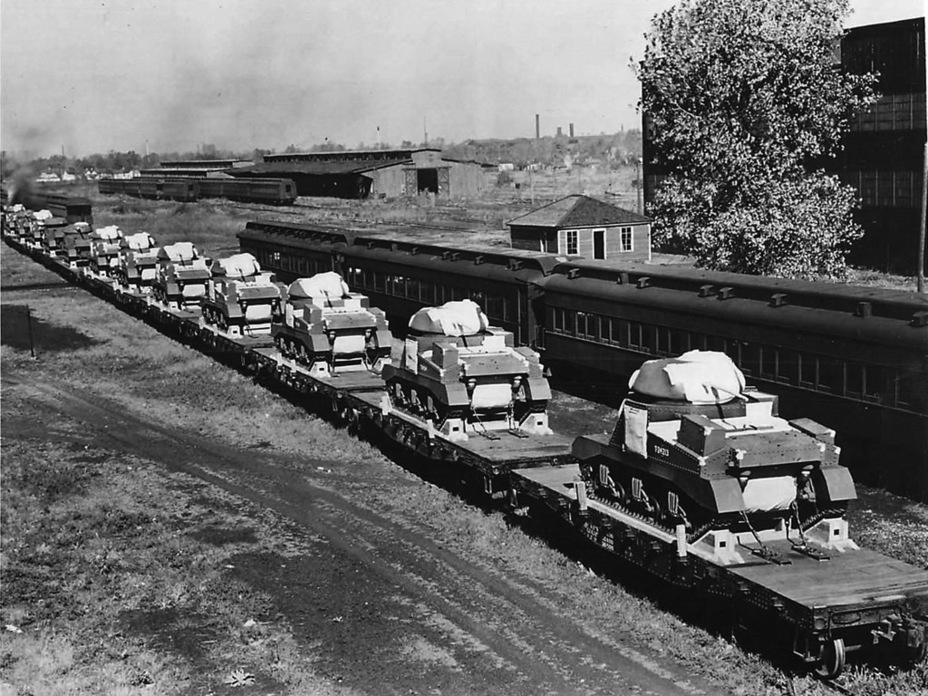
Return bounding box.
[141,159,252,179]
[507,195,652,262]
[642,17,926,274]
[232,148,486,199]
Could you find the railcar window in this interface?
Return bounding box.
[845,363,864,399]
[374,271,385,292]
[778,350,799,385]
[864,365,883,403]
[735,343,760,376]
[759,346,777,380]
[576,312,594,339]
[503,296,516,322]
[272,251,281,264]
[418,281,433,304]
[485,294,504,322]
[799,352,815,388]
[817,359,836,394]
[628,321,643,349]
[896,371,927,412]
[470,290,486,311]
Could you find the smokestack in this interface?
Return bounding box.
[557,126,563,137]
[535,114,540,140]
[569,123,574,138]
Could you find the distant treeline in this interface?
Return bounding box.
[1,129,642,181]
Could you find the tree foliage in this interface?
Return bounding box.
[638,0,876,279]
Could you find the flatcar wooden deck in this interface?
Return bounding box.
[731,542,928,611]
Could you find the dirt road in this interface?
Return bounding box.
[3,374,716,695]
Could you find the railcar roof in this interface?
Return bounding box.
[552,259,928,324]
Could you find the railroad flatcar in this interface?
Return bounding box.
[197,177,297,205]
[237,219,928,502]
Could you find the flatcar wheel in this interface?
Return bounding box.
[813,638,846,680]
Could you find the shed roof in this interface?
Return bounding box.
[507,194,650,229]
[229,158,412,177]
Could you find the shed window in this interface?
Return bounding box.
[620,227,633,252]
[564,230,579,256]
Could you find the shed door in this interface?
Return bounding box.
[593,229,606,259]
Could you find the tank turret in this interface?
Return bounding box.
[381,299,552,441]
[272,271,393,376]
[573,351,857,549]
[88,225,124,277]
[113,232,159,292]
[152,242,211,310]
[201,253,286,336]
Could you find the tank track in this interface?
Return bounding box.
[586,487,847,545]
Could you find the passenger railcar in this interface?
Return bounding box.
[197,177,297,205]
[98,177,199,202]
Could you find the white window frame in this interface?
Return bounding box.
[562,229,579,255]
[620,226,633,253]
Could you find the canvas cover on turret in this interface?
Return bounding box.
[211,253,261,278]
[159,242,199,263]
[123,232,156,251]
[629,350,745,404]
[288,272,349,301]
[408,299,490,337]
[93,224,123,241]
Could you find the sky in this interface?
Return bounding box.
[1,0,923,158]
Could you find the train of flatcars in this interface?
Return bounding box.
[237,220,928,503]
[3,202,928,681]
[98,176,298,205]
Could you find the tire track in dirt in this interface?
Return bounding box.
[4,376,716,695]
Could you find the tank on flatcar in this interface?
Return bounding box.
[152,242,211,310]
[40,216,70,256]
[573,351,857,547]
[62,222,94,268]
[25,209,54,248]
[201,253,286,336]
[2,204,31,241]
[271,271,393,376]
[381,299,552,441]
[87,225,125,277]
[113,232,159,293]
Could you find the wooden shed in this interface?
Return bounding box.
[507,195,651,261]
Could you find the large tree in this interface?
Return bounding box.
[638,0,876,279]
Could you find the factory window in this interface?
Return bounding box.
[563,230,579,256]
[620,227,633,253]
